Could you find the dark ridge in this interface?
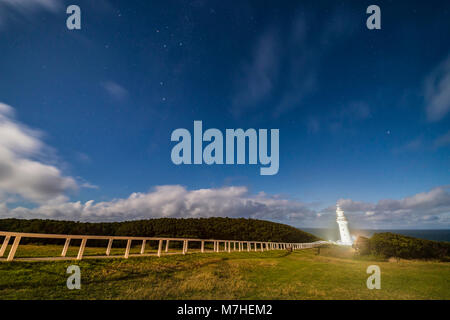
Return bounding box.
[0,217,320,246]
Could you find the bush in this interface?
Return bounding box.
[354,236,371,255]
[360,232,450,261]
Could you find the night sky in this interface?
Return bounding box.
[0,0,449,229]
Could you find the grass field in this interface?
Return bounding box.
[0,245,449,299]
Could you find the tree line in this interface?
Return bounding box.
[0,217,320,246]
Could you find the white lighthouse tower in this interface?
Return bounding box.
[336,204,353,245]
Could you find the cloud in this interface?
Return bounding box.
[0,185,317,223]
[77,176,98,190]
[102,81,128,100]
[1,181,449,228]
[393,137,423,154]
[335,186,450,228]
[231,9,357,119]
[392,131,450,154]
[231,29,280,117]
[425,54,450,122]
[0,0,60,12]
[433,131,450,149]
[0,0,61,28]
[0,102,77,203]
[80,182,99,189]
[75,152,91,164]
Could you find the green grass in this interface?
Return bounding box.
[0,245,449,299]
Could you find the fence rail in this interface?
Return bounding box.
[0,231,328,262]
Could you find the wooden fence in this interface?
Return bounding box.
[0,231,328,262]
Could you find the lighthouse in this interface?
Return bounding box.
[336,204,353,245]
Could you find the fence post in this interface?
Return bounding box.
[77,238,87,260]
[165,240,170,253]
[106,239,113,256]
[201,241,204,253]
[6,236,21,261]
[182,240,187,254]
[140,240,146,254]
[61,238,71,257]
[157,239,163,257]
[0,235,11,257]
[228,241,231,253]
[124,239,131,259]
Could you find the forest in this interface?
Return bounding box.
[0,217,319,246]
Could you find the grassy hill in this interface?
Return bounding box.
[0,246,449,299]
[0,217,319,244]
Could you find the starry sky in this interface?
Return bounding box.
[0,0,449,229]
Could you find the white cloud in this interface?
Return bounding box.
[0,185,317,222]
[0,0,60,12]
[0,102,77,203]
[0,0,61,28]
[1,181,449,229]
[336,186,450,228]
[231,29,280,116]
[80,182,99,190]
[231,9,358,119]
[102,81,128,100]
[425,54,450,122]
[393,137,423,154]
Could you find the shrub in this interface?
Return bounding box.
[364,232,450,261]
